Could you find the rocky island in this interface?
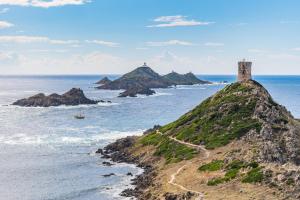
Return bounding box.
[98,61,300,199]
[163,71,211,85]
[97,63,211,97]
[118,86,155,97]
[13,88,103,107]
[95,77,112,85]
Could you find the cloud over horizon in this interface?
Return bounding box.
[0,21,14,29]
[146,40,195,47]
[147,15,214,28]
[0,0,90,8]
[85,40,120,47]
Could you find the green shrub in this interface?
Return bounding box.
[205,160,261,186]
[140,132,162,146]
[224,168,239,180]
[154,138,197,163]
[140,133,198,164]
[286,178,295,186]
[242,167,264,183]
[198,160,224,171]
[247,161,259,168]
[207,177,225,186]
[226,160,246,170]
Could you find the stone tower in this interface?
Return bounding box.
[238,59,252,82]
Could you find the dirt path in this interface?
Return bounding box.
[168,163,204,200]
[156,130,210,158]
[156,130,210,199]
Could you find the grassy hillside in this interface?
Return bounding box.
[159,81,266,149]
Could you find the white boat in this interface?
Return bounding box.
[74,100,85,119]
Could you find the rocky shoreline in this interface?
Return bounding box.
[96,136,156,199]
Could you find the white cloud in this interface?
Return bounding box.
[150,51,192,71]
[280,20,299,24]
[292,47,300,51]
[204,42,224,47]
[0,0,90,8]
[0,7,9,13]
[50,39,79,44]
[85,40,119,47]
[0,51,126,74]
[248,49,267,53]
[0,35,81,45]
[146,40,195,47]
[136,47,148,50]
[0,21,14,29]
[28,49,68,53]
[0,35,48,43]
[230,22,248,27]
[0,51,13,60]
[147,15,214,28]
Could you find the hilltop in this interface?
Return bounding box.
[97,63,210,97]
[98,80,300,199]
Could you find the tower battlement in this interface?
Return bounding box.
[238,59,252,82]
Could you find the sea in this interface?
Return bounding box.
[0,75,299,200]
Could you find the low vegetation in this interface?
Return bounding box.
[139,132,198,163]
[198,160,224,171]
[159,81,263,149]
[200,159,263,186]
[242,167,264,183]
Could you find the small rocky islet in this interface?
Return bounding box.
[95,77,112,85]
[96,63,211,97]
[12,88,109,107]
[98,62,300,199]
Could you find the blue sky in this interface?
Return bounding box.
[0,0,300,75]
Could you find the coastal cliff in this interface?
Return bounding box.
[99,80,300,199]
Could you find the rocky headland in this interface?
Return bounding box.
[98,80,300,199]
[13,88,105,107]
[97,63,211,97]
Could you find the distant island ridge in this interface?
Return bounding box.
[96,63,212,97]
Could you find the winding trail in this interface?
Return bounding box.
[156,130,210,199]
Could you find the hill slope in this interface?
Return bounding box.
[160,80,300,164]
[100,80,300,199]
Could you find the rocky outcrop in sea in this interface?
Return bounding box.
[118,86,155,97]
[95,77,112,85]
[13,88,103,107]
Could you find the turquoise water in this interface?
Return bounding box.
[0,75,299,200]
